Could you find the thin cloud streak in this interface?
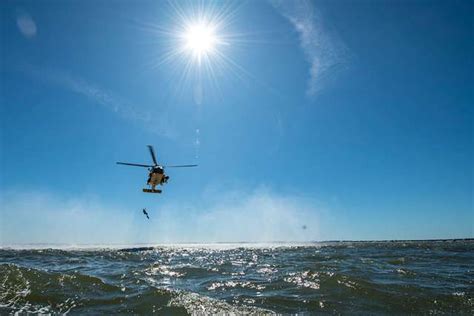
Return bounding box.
[20,64,176,139]
[270,0,349,96]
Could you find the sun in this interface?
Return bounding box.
[145,1,248,93]
[184,23,217,56]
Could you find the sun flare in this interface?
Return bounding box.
[146,1,247,94]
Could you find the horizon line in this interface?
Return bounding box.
[1,238,472,250]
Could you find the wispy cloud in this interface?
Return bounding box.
[0,188,324,245]
[16,11,37,38]
[20,64,176,139]
[156,187,322,243]
[0,190,136,245]
[270,0,349,96]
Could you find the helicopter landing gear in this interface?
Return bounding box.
[143,188,162,193]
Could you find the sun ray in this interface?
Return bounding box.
[134,0,287,104]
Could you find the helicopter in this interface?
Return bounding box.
[117,145,197,193]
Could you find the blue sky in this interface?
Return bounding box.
[1,0,472,244]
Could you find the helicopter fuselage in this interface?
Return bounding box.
[147,166,168,189]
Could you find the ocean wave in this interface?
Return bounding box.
[0,263,273,315]
[1,241,473,314]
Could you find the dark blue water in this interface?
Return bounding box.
[1,241,473,314]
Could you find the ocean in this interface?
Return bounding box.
[1,240,472,314]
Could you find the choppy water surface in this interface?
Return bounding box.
[1,241,473,314]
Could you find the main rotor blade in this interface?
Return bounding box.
[164,164,198,168]
[147,145,158,166]
[117,162,153,168]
